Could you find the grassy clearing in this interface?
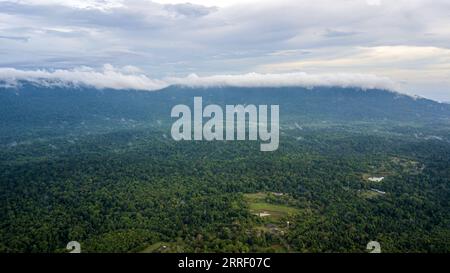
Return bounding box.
[359,190,384,199]
[244,192,269,202]
[244,192,299,220]
[362,156,424,183]
[248,202,299,218]
[140,242,184,253]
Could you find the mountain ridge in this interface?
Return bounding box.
[1,82,449,125]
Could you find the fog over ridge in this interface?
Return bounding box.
[0,64,398,93]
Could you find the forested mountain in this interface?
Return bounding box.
[0,81,449,253]
[1,82,449,129]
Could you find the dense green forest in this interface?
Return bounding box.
[0,84,449,252]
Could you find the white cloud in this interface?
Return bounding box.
[151,0,259,8]
[0,65,398,91]
[261,46,450,71]
[13,0,124,10]
[366,0,381,6]
[0,64,167,90]
[166,72,396,91]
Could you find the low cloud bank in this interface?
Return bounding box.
[167,72,397,91]
[0,65,167,90]
[0,65,397,91]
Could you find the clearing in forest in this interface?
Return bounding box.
[244,192,299,221]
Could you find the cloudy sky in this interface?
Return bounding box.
[0,0,449,101]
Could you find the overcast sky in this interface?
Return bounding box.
[0,0,449,101]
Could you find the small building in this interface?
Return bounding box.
[370,188,386,195]
[257,212,271,217]
[368,177,385,182]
